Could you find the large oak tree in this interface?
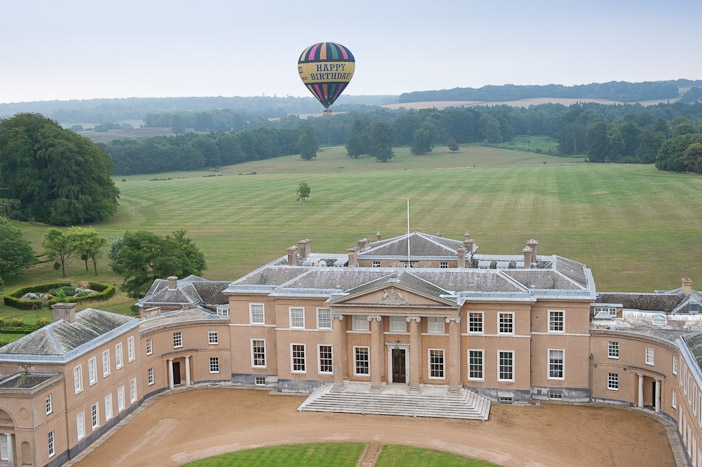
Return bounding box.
[0,113,120,226]
[109,230,207,298]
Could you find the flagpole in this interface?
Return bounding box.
[407,198,410,265]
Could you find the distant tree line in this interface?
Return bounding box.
[0,96,396,122]
[3,80,699,124]
[101,101,702,175]
[399,80,702,104]
[105,126,301,175]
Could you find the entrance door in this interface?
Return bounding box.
[173,361,181,385]
[392,348,406,383]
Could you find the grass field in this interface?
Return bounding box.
[180,443,497,467]
[2,144,701,321]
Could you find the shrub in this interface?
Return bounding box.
[3,282,71,310]
[10,318,24,328]
[49,286,76,297]
[0,317,4,328]
[36,317,51,329]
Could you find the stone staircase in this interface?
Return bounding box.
[298,383,491,421]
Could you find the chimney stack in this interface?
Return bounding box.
[51,302,76,323]
[457,246,466,268]
[287,246,298,265]
[357,238,368,251]
[527,239,539,264]
[523,246,533,269]
[297,238,310,260]
[464,231,474,255]
[347,246,358,267]
[376,231,382,241]
[682,277,693,297]
[168,275,178,290]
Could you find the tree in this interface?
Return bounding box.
[296,181,311,205]
[393,112,421,146]
[297,126,319,160]
[109,230,207,298]
[605,126,625,162]
[558,122,586,155]
[479,114,501,144]
[682,142,702,173]
[346,119,370,158]
[368,122,395,162]
[672,117,696,137]
[170,114,187,134]
[447,138,459,152]
[585,122,608,162]
[69,226,107,276]
[0,218,36,286]
[0,113,120,226]
[42,228,74,277]
[655,133,702,172]
[410,122,439,155]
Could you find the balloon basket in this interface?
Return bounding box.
[323,109,333,116]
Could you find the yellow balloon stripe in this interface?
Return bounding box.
[298,62,355,84]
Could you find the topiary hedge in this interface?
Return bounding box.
[3,282,116,310]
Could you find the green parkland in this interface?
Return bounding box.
[2,144,701,320]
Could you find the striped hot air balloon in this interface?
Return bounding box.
[298,42,355,113]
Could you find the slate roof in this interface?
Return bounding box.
[0,308,139,364]
[138,275,230,309]
[0,372,61,390]
[140,307,226,333]
[225,232,595,302]
[341,271,452,300]
[278,269,391,292]
[235,266,310,287]
[596,293,685,312]
[502,269,584,290]
[359,232,469,258]
[410,269,525,293]
[684,334,702,372]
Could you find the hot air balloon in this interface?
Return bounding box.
[298,42,355,114]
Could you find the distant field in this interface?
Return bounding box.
[382,97,681,110]
[2,144,701,321]
[78,127,174,143]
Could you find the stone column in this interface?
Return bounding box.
[185,355,191,387]
[447,317,461,393]
[407,316,422,392]
[332,314,347,392]
[5,433,12,465]
[369,315,383,391]
[638,373,644,408]
[168,358,174,390]
[655,379,661,413]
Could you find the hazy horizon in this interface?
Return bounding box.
[2,0,701,104]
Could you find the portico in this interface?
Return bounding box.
[327,273,462,393]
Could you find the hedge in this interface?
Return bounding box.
[3,282,71,310]
[3,282,116,310]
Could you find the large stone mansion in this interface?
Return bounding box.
[0,231,700,466]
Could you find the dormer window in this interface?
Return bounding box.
[651,314,667,326]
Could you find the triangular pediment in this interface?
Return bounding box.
[328,271,458,311]
[360,232,464,259]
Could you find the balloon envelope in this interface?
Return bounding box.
[298,42,355,110]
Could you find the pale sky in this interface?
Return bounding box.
[1,0,700,104]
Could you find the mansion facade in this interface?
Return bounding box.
[0,231,700,466]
